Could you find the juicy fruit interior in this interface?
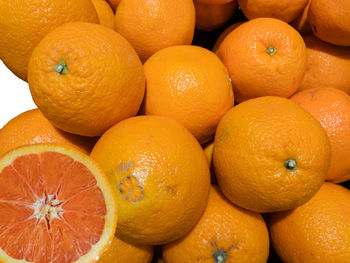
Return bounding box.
[0,151,107,263]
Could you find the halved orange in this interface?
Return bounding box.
[0,144,117,263]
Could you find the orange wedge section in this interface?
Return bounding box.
[0,144,117,263]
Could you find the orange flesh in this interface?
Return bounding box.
[0,152,106,263]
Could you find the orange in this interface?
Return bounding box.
[212,22,244,52]
[162,186,270,263]
[0,144,117,263]
[0,109,96,157]
[107,0,120,12]
[98,236,153,263]
[92,0,115,29]
[308,0,350,46]
[298,35,350,94]
[114,0,196,62]
[91,115,211,245]
[290,88,350,183]
[143,45,234,144]
[0,0,98,81]
[28,22,145,137]
[203,142,217,184]
[237,0,308,23]
[269,182,350,262]
[217,18,307,103]
[196,0,233,4]
[213,96,331,213]
[194,1,237,32]
[291,0,312,35]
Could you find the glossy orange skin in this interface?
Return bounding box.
[0,0,98,81]
[308,0,350,46]
[213,96,331,213]
[114,0,195,62]
[28,22,145,137]
[238,0,308,23]
[217,18,307,103]
[98,236,153,263]
[0,109,96,157]
[298,35,350,94]
[91,116,211,245]
[196,0,233,4]
[162,186,270,263]
[290,88,350,183]
[291,0,312,35]
[143,45,234,144]
[269,183,350,262]
[194,1,237,32]
[92,0,115,29]
[212,22,244,52]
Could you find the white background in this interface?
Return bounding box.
[0,61,36,129]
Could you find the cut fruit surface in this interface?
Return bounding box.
[0,144,117,263]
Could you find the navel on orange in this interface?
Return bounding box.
[0,144,117,263]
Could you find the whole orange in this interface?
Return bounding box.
[0,109,96,157]
[308,0,350,46]
[212,22,244,52]
[162,186,270,263]
[269,182,350,262]
[213,96,331,213]
[98,236,153,263]
[237,0,308,23]
[92,0,115,29]
[107,0,120,11]
[90,115,211,245]
[0,0,98,81]
[290,88,350,183]
[298,35,350,94]
[291,0,312,35]
[217,18,307,103]
[194,0,237,32]
[143,45,234,144]
[28,22,145,137]
[114,0,195,62]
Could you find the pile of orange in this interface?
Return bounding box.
[0,0,349,262]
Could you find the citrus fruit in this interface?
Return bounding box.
[194,1,237,32]
[107,0,120,11]
[162,186,270,263]
[90,115,211,245]
[92,0,115,29]
[28,22,145,137]
[217,18,307,103]
[0,144,117,263]
[212,22,244,52]
[213,96,331,213]
[269,182,350,262]
[0,0,98,81]
[98,236,153,263]
[114,0,196,62]
[308,0,350,46]
[0,109,96,157]
[291,0,312,35]
[237,0,309,23]
[203,142,217,184]
[196,0,233,4]
[143,45,234,144]
[298,35,350,94]
[290,88,350,183]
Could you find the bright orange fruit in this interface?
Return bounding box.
[0,144,117,263]
[143,45,234,144]
[290,88,350,183]
[28,22,145,137]
[0,0,99,81]
[269,182,350,262]
[213,96,331,213]
[92,0,115,29]
[91,115,210,245]
[0,109,97,157]
[217,18,307,103]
